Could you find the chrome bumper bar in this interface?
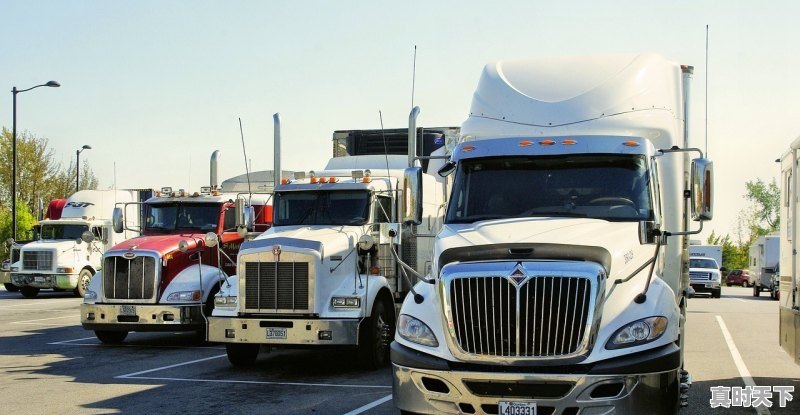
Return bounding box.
[207,316,360,346]
[81,303,203,332]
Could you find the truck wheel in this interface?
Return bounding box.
[74,269,94,298]
[357,299,394,369]
[20,286,39,298]
[753,285,760,297]
[3,283,20,292]
[713,288,721,298]
[95,330,128,344]
[226,343,259,367]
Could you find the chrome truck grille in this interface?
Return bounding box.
[244,262,310,312]
[689,271,711,281]
[103,255,158,301]
[442,261,603,361]
[22,251,53,271]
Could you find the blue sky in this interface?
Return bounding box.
[1,0,797,240]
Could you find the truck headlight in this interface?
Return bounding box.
[398,314,438,347]
[166,290,202,302]
[606,316,668,350]
[57,267,74,273]
[84,290,97,301]
[214,295,237,307]
[11,266,19,272]
[331,297,361,308]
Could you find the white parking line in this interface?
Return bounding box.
[342,394,393,414]
[122,376,393,389]
[48,336,102,345]
[715,315,771,415]
[115,354,392,390]
[11,314,80,324]
[117,354,228,378]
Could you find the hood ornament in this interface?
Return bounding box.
[272,245,282,262]
[508,263,528,285]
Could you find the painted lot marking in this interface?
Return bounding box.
[343,394,393,415]
[715,315,771,415]
[48,336,225,350]
[115,354,392,389]
[12,314,80,325]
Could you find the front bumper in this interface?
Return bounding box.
[391,342,680,415]
[11,272,78,289]
[207,316,360,346]
[81,303,203,332]
[690,281,720,294]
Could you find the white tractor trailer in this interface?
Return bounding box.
[391,54,714,415]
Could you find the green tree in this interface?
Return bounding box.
[1,128,98,211]
[706,230,748,271]
[0,201,38,256]
[743,178,780,236]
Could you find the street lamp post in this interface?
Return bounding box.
[76,145,91,193]
[11,81,60,240]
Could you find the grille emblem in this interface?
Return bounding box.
[272,245,282,262]
[509,264,527,285]
[122,252,136,260]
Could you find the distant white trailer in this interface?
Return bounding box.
[749,233,779,297]
[689,244,722,268]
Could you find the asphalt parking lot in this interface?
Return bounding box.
[0,285,798,414]
[0,288,393,415]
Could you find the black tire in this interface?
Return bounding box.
[357,299,394,369]
[226,343,259,367]
[74,268,94,298]
[95,330,128,344]
[754,285,760,297]
[3,283,20,292]
[713,288,721,298]
[20,286,39,298]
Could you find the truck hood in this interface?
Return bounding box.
[437,217,653,280]
[247,225,366,258]
[18,240,84,267]
[110,234,208,256]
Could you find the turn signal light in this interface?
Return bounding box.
[623,140,640,147]
[539,139,555,146]
[281,178,290,185]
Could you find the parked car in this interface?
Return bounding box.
[726,269,751,287]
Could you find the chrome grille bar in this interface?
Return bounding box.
[449,274,591,358]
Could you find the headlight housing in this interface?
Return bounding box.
[398,314,438,347]
[214,295,237,307]
[57,267,74,273]
[166,290,202,302]
[83,290,97,301]
[11,266,19,272]
[606,316,668,350]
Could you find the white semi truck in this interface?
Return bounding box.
[749,233,779,297]
[10,190,147,298]
[392,54,713,414]
[779,140,800,364]
[208,114,456,368]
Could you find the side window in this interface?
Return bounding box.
[223,208,236,232]
[374,195,392,223]
[92,227,102,238]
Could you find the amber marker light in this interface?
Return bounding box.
[562,139,577,145]
[623,140,640,147]
[539,139,555,146]
[519,140,533,147]
[281,178,290,185]
[462,145,476,152]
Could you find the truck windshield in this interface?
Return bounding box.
[39,224,89,240]
[146,203,221,232]
[273,190,370,226]
[446,154,653,224]
[690,258,719,269]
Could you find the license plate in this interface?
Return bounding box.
[265,328,287,339]
[119,305,136,316]
[34,276,45,283]
[498,401,537,415]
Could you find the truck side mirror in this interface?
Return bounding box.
[691,158,713,221]
[403,167,423,225]
[81,231,95,244]
[112,207,124,233]
[235,199,255,232]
